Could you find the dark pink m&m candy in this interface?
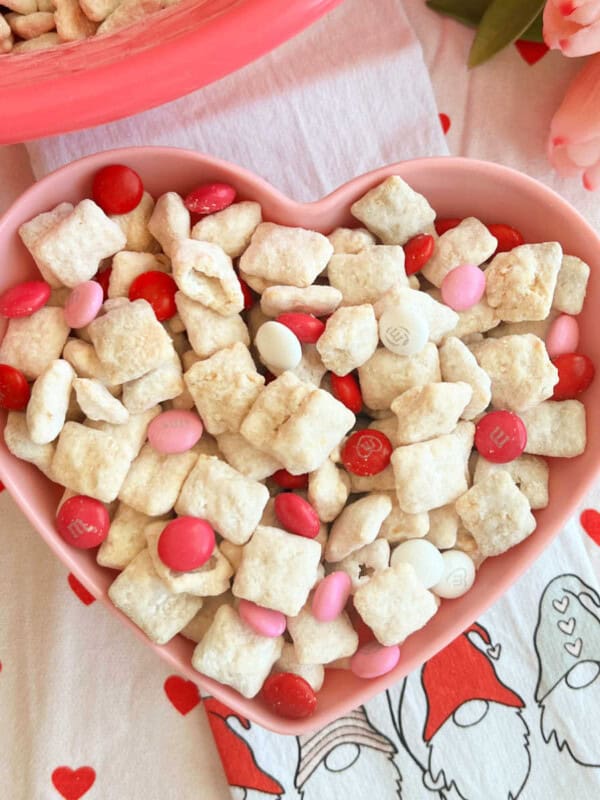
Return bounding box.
[274,493,320,539]
[475,410,527,463]
[261,672,317,719]
[0,280,51,318]
[158,517,215,572]
[184,183,236,216]
[56,495,110,549]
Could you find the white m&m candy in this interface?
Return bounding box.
[431,550,476,599]
[255,320,302,372]
[378,306,428,356]
[390,539,444,589]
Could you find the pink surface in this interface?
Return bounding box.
[0,147,599,735]
[0,0,343,145]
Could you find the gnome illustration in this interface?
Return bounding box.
[294,706,402,799]
[412,623,531,800]
[203,697,285,799]
[534,573,600,767]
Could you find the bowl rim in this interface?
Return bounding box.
[0,0,344,145]
[2,146,600,735]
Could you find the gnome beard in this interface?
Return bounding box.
[424,700,530,800]
[539,660,600,767]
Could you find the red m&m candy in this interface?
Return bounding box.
[237,273,255,310]
[434,218,462,236]
[475,410,527,463]
[272,469,308,490]
[342,429,393,476]
[92,164,144,215]
[56,495,110,549]
[184,183,236,216]
[276,313,325,344]
[551,353,595,400]
[330,373,362,414]
[129,270,178,321]
[157,517,215,572]
[0,364,30,410]
[0,281,51,318]
[274,493,320,539]
[487,223,524,255]
[94,267,112,300]
[261,673,317,719]
[403,233,435,275]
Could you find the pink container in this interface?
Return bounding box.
[0,0,343,145]
[1,148,599,734]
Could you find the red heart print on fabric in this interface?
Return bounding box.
[514,40,549,65]
[164,675,201,715]
[51,767,96,800]
[580,509,600,546]
[67,573,96,606]
[439,113,451,134]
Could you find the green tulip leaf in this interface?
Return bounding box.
[521,13,545,43]
[468,0,546,66]
[426,0,492,28]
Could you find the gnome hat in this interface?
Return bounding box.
[296,706,396,789]
[534,574,600,703]
[421,622,524,742]
[204,697,284,796]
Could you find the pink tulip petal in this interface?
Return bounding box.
[583,160,600,190]
[547,142,584,176]
[551,54,600,142]
[559,0,578,15]
[548,54,600,189]
[559,18,600,55]
[544,0,581,48]
[569,0,600,25]
[566,137,600,167]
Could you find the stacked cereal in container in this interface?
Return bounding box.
[0,0,181,53]
[0,166,592,719]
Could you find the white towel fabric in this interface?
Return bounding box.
[26,0,447,199]
[0,1,597,799]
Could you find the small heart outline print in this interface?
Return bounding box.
[553,596,569,614]
[564,638,583,658]
[486,643,501,660]
[558,617,576,636]
[51,766,96,800]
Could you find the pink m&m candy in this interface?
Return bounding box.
[350,642,401,679]
[441,264,486,311]
[56,495,110,549]
[0,280,51,318]
[64,280,104,329]
[475,410,527,463]
[239,600,286,637]
[148,410,203,454]
[158,517,215,572]
[274,493,320,539]
[546,314,579,358]
[312,572,352,622]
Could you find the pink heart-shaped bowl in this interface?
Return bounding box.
[1,148,599,734]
